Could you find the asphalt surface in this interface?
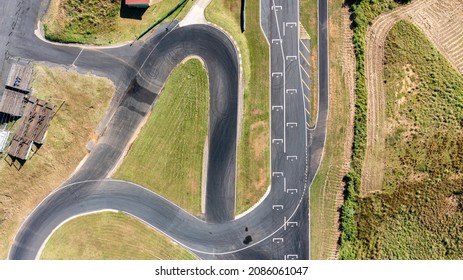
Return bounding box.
[6,0,329,260]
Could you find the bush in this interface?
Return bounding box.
[339,0,412,259]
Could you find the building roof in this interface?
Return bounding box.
[8,137,32,160]
[126,0,150,5]
[0,89,27,116]
[6,64,33,91]
[8,97,56,160]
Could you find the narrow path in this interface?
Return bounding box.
[180,0,212,26]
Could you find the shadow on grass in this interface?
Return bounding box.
[120,0,149,20]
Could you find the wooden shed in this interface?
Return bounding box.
[126,0,151,8]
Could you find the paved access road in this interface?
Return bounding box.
[6,0,329,260]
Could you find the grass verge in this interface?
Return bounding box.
[355,21,463,259]
[113,59,209,216]
[309,0,355,259]
[43,0,193,45]
[205,0,270,215]
[41,212,196,259]
[0,65,114,258]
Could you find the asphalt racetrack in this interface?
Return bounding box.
[5,0,329,260]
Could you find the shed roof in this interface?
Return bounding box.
[0,89,27,116]
[126,0,150,4]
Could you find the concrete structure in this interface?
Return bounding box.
[126,0,150,8]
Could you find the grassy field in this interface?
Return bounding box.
[339,0,412,259]
[0,65,114,259]
[300,0,318,127]
[44,0,193,44]
[113,59,208,216]
[309,0,354,259]
[205,0,270,214]
[41,212,196,259]
[354,21,463,259]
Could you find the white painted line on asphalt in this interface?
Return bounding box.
[271,105,283,111]
[71,47,85,66]
[304,93,310,103]
[287,188,298,194]
[300,64,310,79]
[285,254,299,260]
[286,55,297,61]
[272,0,287,153]
[287,220,299,228]
[272,205,284,210]
[305,108,310,115]
[271,38,282,44]
[271,5,282,11]
[302,79,310,90]
[286,122,297,128]
[287,155,298,161]
[272,237,284,243]
[283,216,299,230]
[300,40,311,53]
[286,89,297,95]
[272,171,284,177]
[271,72,283,77]
[272,138,284,144]
[285,22,297,28]
[302,81,310,95]
[299,50,310,65]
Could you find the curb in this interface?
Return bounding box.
[206,22,243,82]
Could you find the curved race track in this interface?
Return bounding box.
[7,0,329,260]
[9,24,241,259]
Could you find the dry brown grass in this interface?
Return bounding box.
[309,0,356,259]
[0,65,113,259]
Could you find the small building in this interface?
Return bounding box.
[8,97,56,160]
[0,89,27,117]
[126,0,151,8]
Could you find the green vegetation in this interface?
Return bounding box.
[44,0,193,44]
[136,0,189,40]
[41,212,196,259]
[0,65,113,258]
[339,0,411,259]
[354,21,463,259]
[205,0,270,214]
[113,59,208,216]
[310,0,353,259]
